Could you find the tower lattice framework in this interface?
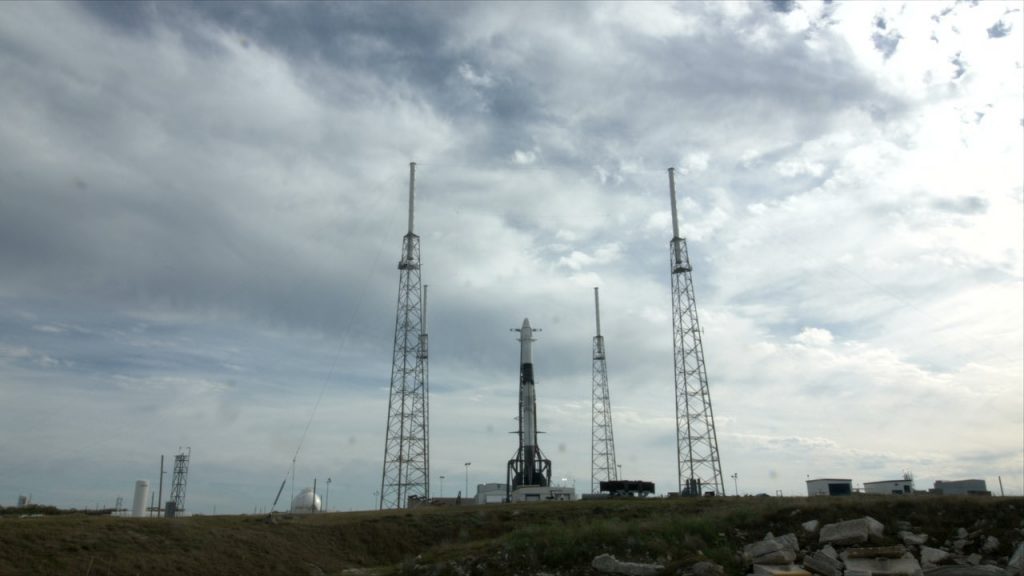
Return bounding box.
[667,168,724,497]
[169,447,190,516]
[591,287,618,493]
[379,162,430,509]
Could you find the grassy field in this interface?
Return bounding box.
[1,495,1021,575]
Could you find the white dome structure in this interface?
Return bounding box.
[289,487,321,513]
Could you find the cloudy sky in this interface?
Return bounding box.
[1,0,1021,514]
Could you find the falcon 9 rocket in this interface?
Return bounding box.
[507,318,552,499]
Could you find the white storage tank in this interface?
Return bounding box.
[289,487,321,513]
[132,480,149,517]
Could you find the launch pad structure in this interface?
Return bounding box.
[507,318,552,501]
[667,167,725,497]
[379,162,431,510]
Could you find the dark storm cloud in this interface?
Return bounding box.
[767,0,797,14]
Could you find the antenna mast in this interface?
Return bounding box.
[591,287,619,493]
[666,168,725,496]
[379,162,430,509]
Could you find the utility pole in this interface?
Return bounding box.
[380,162,430,509]
[666,168,725,497]
[156,454,165,517]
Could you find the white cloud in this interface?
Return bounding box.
[793,327,834,347]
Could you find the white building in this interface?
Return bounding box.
[509,485,575,502]
[864,479,914,495]
[934,479,988,495]
[475,483,508,504]
[806,478,852,496]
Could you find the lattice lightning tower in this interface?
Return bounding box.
[666,167,725,497]
[168,447,190,517]
[379,162,430,509]
[591,287,618,493]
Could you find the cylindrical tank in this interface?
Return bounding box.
[289,487,321,513]
[132,480,149,517]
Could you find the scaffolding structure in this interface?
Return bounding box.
[590,287,618,493]
[167,447,190,517]
[379,162,430,509]
[666,168,725,497]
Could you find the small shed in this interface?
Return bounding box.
[806,478,852,496]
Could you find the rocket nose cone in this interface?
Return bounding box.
[522,318,531,330]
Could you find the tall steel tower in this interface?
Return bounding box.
[666,167,725,497]
[590,287,618,493]
[167,447,190,517]
[379,162,430,509]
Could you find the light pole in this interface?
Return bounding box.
[325,477,331,512]
[464,462,471,500]
[617,464,623,481]
[731,473,739,497]
[440,475,446,498]
[373,490,379,510]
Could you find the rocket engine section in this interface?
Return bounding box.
[507,318,552,499]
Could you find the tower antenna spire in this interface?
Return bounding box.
[591,287,618,493]
[380,162,430,509]
[666,167,724,497]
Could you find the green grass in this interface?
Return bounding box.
[1,496,1020,575]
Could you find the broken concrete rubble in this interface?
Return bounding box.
[591,553,662,576]
[843,545,908,559]
[689,560,725,576]
[899,531,930,547]
[923,566,1008,575]
[1009,543,1024,576]
[819,517,885,546]
[843,555,923,576]
[920,546,950,567]
[744,534,799,565]
[752,564,812,576]
[984,537,1001,554]
[802,550,843,576]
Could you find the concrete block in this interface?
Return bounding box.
[1008,542,1024,576]
[745,534,799,565]
[819,516,885,546]
[690,560,725,576]
[845,545,908,559]
[983,536,1000,554]
[802,520,820,534]
[802,550,843,576]
[591,554,662,576]
[920,546,950,567]
[844,555,923,576]
[751,564,812,576]
[899,531,929,547]
[923,566,1007,575]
